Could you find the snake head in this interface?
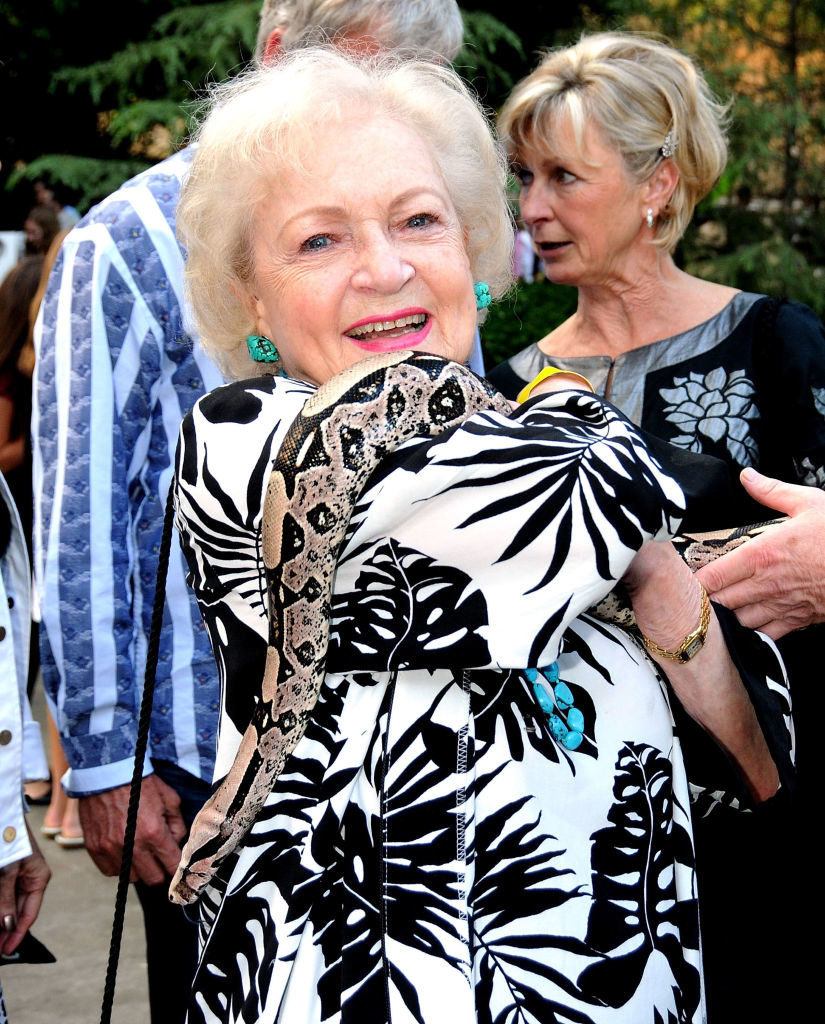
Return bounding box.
[168,858,215,906]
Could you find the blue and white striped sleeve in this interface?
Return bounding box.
[33,160,224,796]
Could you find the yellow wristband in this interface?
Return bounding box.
[517,366,595,403]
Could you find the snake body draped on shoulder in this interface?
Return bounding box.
[169,351,513,904]
[169,350,781,904]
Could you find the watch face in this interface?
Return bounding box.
[682,635,705,661]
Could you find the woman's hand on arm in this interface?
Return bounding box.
[695,468,825,639]
[624,540,779,803]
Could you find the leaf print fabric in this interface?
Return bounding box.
[328,538,491,668]
[794,455,825,488]
[172,374,792,1024]
[659,367,758,466]
[580,743,700,1018]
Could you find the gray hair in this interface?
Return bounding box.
[254,0,464,63]
[499,32,730,253]
[179,47,513,379]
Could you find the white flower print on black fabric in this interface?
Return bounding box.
[812,386,825,420]
[795,455,825,489]
[659,367,759,466]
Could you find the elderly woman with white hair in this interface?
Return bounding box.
[166,47,791,1024]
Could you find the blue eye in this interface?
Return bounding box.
[301,234,331,252]
[515,167,534,188]
[407,212,436,228]
[556,168,576,184]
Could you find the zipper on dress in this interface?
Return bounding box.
[603,359,616,402]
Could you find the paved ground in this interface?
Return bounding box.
[1,683,150,1024]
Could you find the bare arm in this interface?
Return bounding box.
[695,468,825,639]
[625,540,779,802]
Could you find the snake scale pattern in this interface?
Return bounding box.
[169,351,779,904]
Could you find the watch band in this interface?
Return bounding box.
[641,583,711,664]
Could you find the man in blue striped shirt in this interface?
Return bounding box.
[33,2,466,1019]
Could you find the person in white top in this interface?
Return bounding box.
[0,470,50,1022]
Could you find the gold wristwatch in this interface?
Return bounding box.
[641,584,711,663]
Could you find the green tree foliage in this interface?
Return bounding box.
[458,11,524,106]
[1,0,188,223]
[5,1,261,213]
[53,2,260,111]
[4,3,525,217]
[606,0,825,210]
[482,280,578,367]
[680,204,825,317]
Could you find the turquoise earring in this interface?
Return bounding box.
[247,335,280,363]
[474,282,491,310]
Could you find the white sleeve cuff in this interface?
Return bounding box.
[63,757,153,798]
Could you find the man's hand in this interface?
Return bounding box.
[696,467,825,640]
[79,774,187,886]
[0,825,51,956]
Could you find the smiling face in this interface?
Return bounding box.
[245,114,476,387]
[515,118,650,288]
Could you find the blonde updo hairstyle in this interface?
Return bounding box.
[179,47,513,379]
[498,32,730,254]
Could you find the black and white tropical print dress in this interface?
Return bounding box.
[173,375,792,1024]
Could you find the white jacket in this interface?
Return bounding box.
[0,472,47,869]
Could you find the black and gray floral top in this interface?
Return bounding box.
[488,293,825,520]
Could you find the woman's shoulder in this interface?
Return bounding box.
[740,294,825,365]
[767,295,825,338]
[191,374,302,413]
[177,374,315,488]
[188,374,312,425]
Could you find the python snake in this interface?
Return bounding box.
[169,351,778,904]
